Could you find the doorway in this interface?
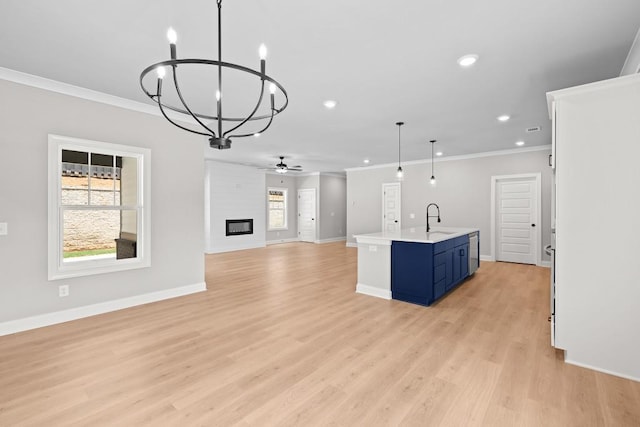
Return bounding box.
[382,182,401,233]
[298,188,316,242]
[491,174,541,265]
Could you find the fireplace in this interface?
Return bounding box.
[226,219,254,236]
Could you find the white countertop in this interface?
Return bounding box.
[354,227,479,244]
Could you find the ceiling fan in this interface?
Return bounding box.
[261,156,303,174]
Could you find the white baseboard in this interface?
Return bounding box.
[346,242,357,248]
[564,356,640,383]
[480,255,495,262]
[266,238,300,245]
[315,236,347,244]
[355,283,392,300]
[205,242,266,254]
[0,282,207,337]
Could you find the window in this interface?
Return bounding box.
[267,188,287,230]
[48,135,150,280]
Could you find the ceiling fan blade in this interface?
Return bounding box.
[288,168,303,171]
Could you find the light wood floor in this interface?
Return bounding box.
[1,242,639,426]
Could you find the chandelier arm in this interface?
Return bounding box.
[171,67,218,137]
[156,95,212,137]
[140,59,289,121]
[223,80,266,137]
[227,106,275,139]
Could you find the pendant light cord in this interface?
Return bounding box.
[431,140,434,176]
[398,125,401,168]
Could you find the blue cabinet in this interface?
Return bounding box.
[392,234,472,306]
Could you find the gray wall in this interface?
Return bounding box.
[346,149,552,261]
[265,173,298,242]
[319,175,347,240]
[0,79,204,323]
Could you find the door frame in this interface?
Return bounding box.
[490,173,542,266]
[381,182,401,232]
[297,188,317,242]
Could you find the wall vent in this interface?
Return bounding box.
[526,126,541,133]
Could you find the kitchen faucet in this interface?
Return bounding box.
[426,203,441,232]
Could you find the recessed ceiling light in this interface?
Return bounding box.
[457,54,478,67]
[253,133,260,138]
[515,141,525,146]
[363,159,370,164]
[436,151,443,156]
[497,115,510,122]
[323,100,337,109]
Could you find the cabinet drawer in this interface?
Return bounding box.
[434,252,447,283]
[453,235,469,247]
[433,239,453,254]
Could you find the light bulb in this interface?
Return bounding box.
[269,83,277,95]
[396,167,403,179]
[167,27,177,44]
[156,67,166,79]
[259,44,267,60]
[430,176,437,185]
[216,90,221,101]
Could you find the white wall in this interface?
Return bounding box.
[346,148,553,261]
[205,161,266,253]
[265,173,298,243]
[0,78,205,329]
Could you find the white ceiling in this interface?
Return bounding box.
[1,0,639,173]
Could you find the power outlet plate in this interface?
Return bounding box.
[59,285,69,297]
[0,222,7,235]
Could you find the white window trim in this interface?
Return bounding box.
[267,187,288,231]
[47,134,151,280]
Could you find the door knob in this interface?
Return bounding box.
[531,224,536,227]
[394,220,398,223]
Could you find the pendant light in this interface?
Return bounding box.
[429,139,437,185]
[396,122,405,181]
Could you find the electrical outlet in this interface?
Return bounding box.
[59,285,69,297]
[409,213,415,219]
[0,222,7,235]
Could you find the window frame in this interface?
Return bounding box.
[47,134,151,280]
[267,187,288,231]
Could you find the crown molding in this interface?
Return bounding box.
[0,66,189,122]
[345,144,552,172]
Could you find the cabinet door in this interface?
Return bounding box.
[459,243,469,278]
[445,248,455,291]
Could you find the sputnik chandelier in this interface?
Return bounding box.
[140,0,289,150]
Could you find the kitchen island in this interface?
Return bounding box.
[353,227,479,306]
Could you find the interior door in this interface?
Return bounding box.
[298,188,316,242]
[382,183,401,233]
[496,177,537,264]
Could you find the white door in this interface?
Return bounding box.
[496,177,538,264]
[298,188,316,242]
[382,183,401,233]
